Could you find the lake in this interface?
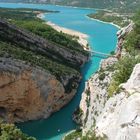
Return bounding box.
[0,3,118,140]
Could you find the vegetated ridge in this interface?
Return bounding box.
[0,8,89,124]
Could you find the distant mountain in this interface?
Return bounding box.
[0,0,140,12]
[49,0,140,12]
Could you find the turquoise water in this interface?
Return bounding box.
[0,3,118,140]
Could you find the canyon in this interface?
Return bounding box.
[0,19,89,123]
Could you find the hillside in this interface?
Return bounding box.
[0,0,140,12]
[0,8,89,123]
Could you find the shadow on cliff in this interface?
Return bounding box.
[17,57,100,140]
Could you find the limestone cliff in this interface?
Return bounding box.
[79,57,140,140]
[79,57,118,131]
[0,19,89,123]
[78,23,140,140]
[95,63,140,140]
[0,58,80,123]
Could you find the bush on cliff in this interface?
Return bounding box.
[108,11,140,97]
[108,55,140,97]
[0,123,36,140]
[14,20,85,54]
[64,129,106,140]
[0,8,87,55]
[124,10,140,53]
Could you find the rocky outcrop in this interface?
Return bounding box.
[79,24,140,139]
[0,19,89,68]
[0,58,80,123]
[79,57,118,131]
[95,63,140,140]
[80,57,140,140]
[115,22,134,58]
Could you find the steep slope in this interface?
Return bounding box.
[0,8,89,123]
[96,63,140,140]
[0,57,78,123]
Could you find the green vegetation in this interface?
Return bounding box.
[124,11,140,53]
[108,11,140,97]
[88,11,130,27]
[0,8,87,55]
[15,20,87,55]
[0,8,55,21]
[85,89,90,107]
[108,55,140,97]
[0,8,88,83]
[64,129,106,140]
[73,107,83,125]
[85,89,90,96]
[0,122,36,140]
[49,0,140,13]
[0,41,78,80]
[99,72,106,81]
[64,130,82,140]
[74,107,83,117]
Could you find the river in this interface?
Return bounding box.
[0,3,118,140]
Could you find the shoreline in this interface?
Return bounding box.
[86,15,121,29]
[36,13,45,19]
[37,13,90,51]
[46,21,89,50]
[62,130,76,140]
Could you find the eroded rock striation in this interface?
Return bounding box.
[79,58,140,140]
[96,63,140,140]
[79,57,118,131]
[0,58,80,123]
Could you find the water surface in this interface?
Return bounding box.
[0,3,118,140]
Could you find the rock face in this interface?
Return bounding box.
[0,20,89,68]
[80,57,140,140]
[79,57,118,132]
[115,22,134,58]
[96,63,140,140]
[0,58,79,123]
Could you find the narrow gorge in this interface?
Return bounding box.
[0,2,139,140]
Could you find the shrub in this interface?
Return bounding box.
[99,72,106,81]
[124,10,140,53]
[108,55,140,97]
[0,123,36,140]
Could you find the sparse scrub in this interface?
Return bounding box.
[108,55,140,97]
[0,122,36,140]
